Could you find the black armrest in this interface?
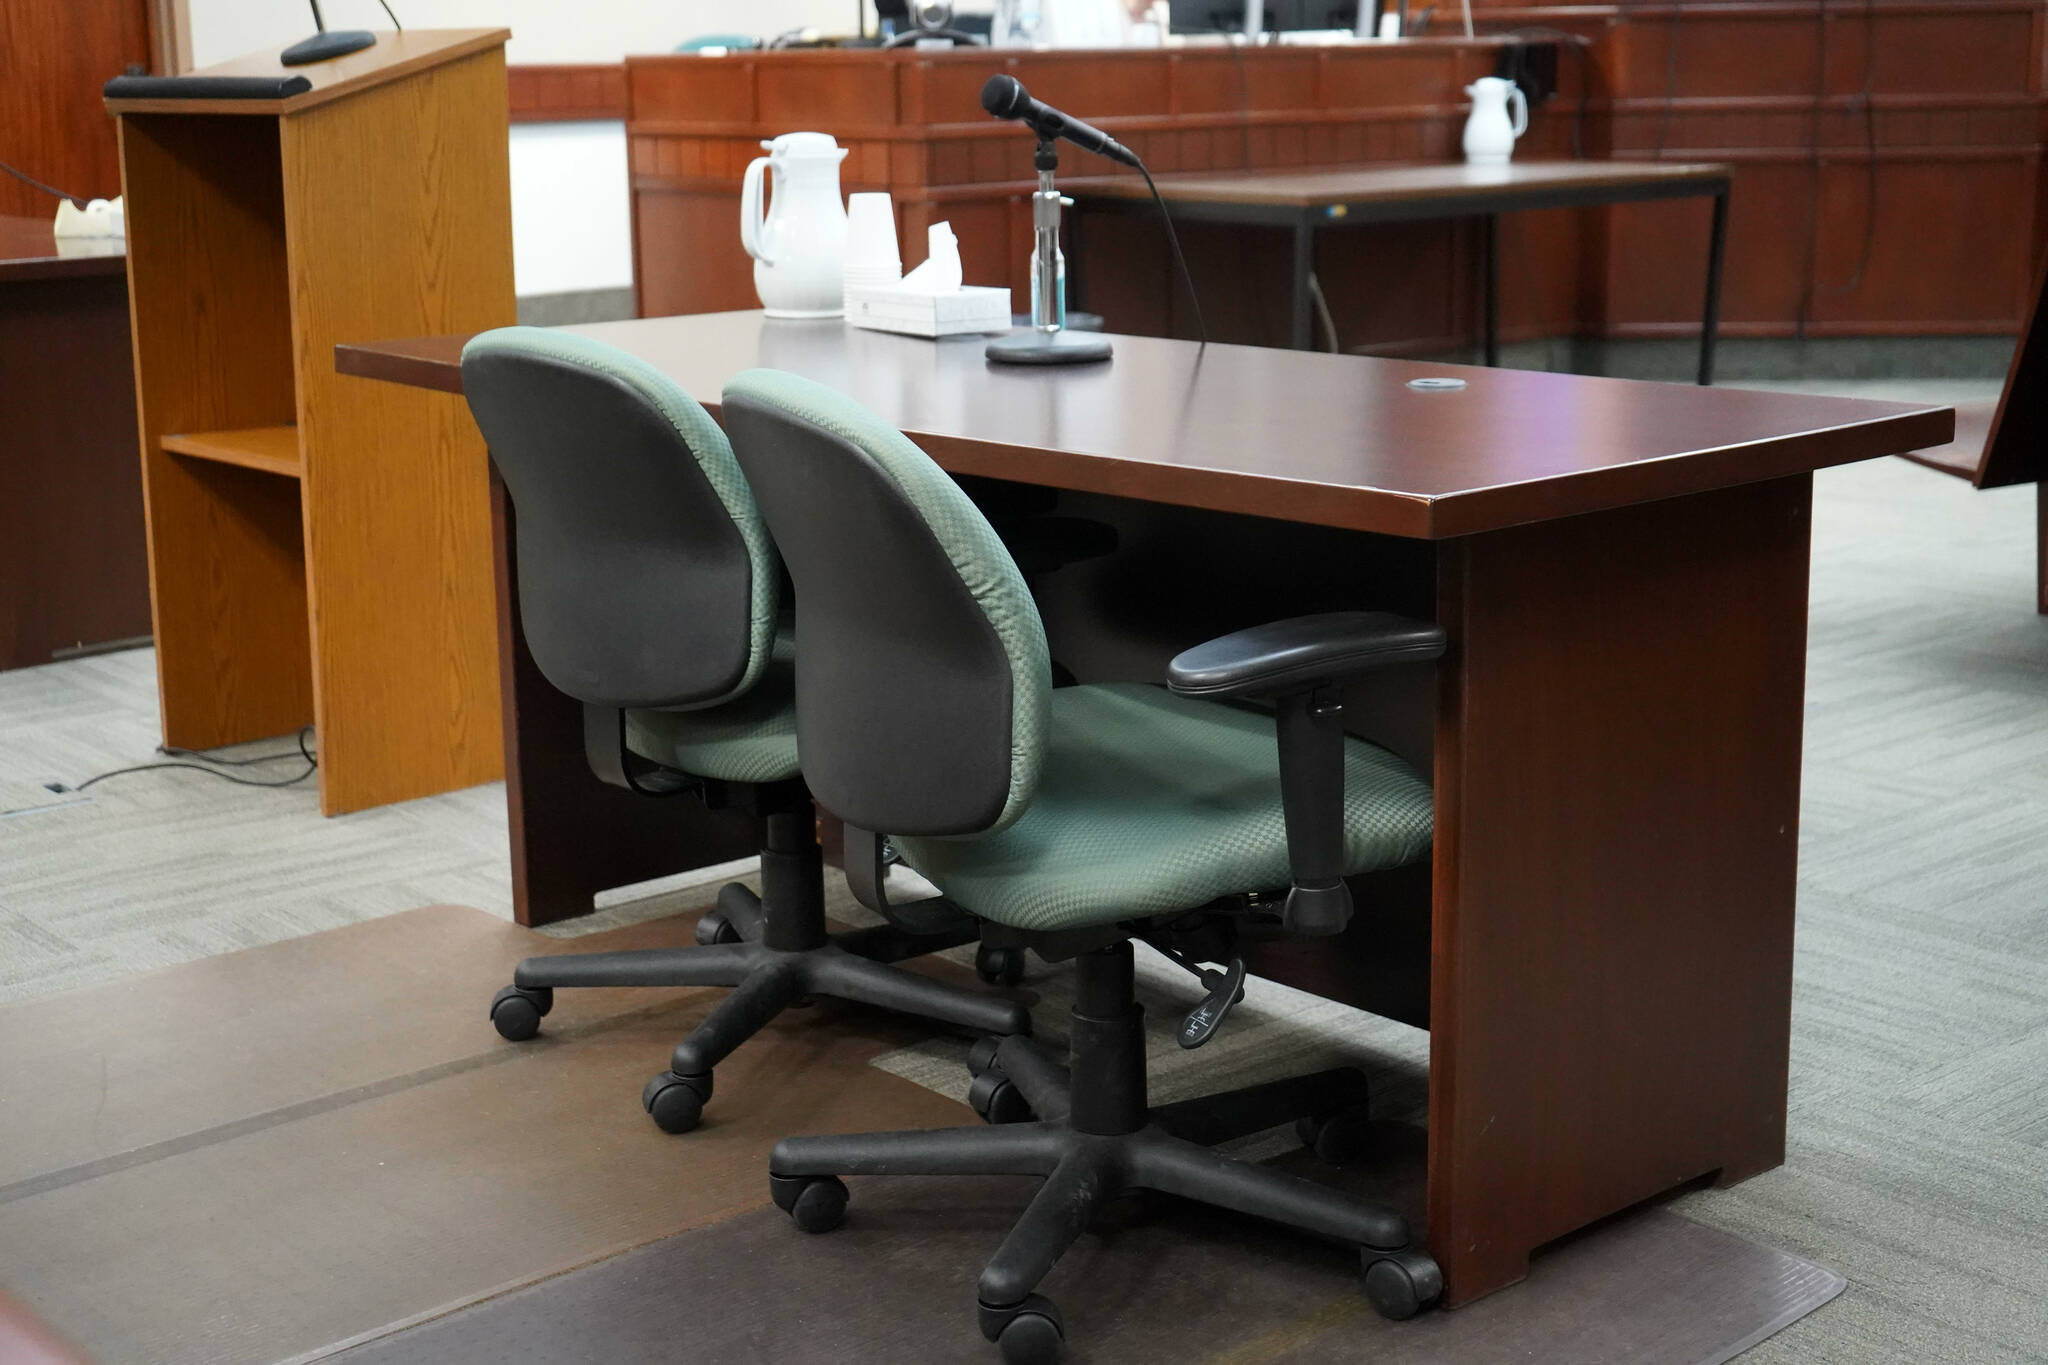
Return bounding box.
[1165,612,1444,937]
[1165,612,1446,699]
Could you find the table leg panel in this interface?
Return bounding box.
[1701,190,1729,386]
[1290,220,1315,351]
[491,472,756,927]
[1427,475,1810,1303]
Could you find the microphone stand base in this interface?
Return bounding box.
[986,330,1113,366]
[282,30,377,65]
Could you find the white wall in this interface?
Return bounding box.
[189,0,880,67]
[509,122,632,296]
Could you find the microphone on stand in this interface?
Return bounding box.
[978,74,1208,366]
[980,76,1141,170]
[282,0,402,67]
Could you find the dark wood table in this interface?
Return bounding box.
[338,312,1948,1308]
[1070,160,1733,381]
[0,216,150,671]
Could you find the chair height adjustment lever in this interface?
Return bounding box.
[1178,957,1248,1049]
[1146,938,1249,1049]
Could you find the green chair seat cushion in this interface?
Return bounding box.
[625,635,799,785]
[893,683,1432,933]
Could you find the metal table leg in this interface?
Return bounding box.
[1700,189,1729,386]
[1290,218,1315,350]
[1482,213,1500,368]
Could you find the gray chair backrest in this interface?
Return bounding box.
[720,369,1051,837]
[460,328,778,711]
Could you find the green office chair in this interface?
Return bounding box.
[461,328,1029,1136]
[721,369,1446,1364]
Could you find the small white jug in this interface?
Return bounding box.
[741,132,850,318]
[1462,77,1528,165]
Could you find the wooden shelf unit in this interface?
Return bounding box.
[161,426,304,479]
[110,30,516,814]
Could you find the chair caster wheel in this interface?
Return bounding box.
[694,909,743,947]
[975,944,1027,987]
[769,1173,847,1233]
[968,1069,1033,1125]
[1296,1102,1374,1166]
[641,1070,711,1134]
[967,1035,1005,1077]
[980,1294,1064,1364]
[1363,1247,1443,1321]
[489,984,552,1041]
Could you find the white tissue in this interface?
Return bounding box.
[53,197,125,240]
[898,222,963,294]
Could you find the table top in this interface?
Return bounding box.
[336,310,1950,540]
[0,216,125,284]
[1073,159,1732,211]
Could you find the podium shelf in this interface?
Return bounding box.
[162,426,303,479]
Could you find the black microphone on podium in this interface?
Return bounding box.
[282,0,403,67]
[978,74,1207,364]
[980,75,1142,171]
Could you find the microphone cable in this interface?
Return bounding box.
[1137,160,1209,348]
[0,157,87,205]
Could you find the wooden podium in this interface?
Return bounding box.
[108,31,516,814]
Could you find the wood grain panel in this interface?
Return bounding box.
[1002,50,1180,118]
[507,63,628,123]
[756,54,898,129]
[281,45,516,814]
[117,112,312,749]
[627,56,756,125]
[635,188,752,318]
[1429,474,1811,1301]
[0,1,154,217]
[161,426,304,479]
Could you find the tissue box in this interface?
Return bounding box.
[847,284,1012,338]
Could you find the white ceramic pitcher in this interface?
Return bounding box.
[1462,77,1529,165]
[740,132,850,318]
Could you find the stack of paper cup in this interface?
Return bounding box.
[843,192,902,312]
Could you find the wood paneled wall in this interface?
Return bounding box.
[625,5,2046,350]
[508,64,628,122]
[0,3,157,217]
[1549,0,2047,337]
[626,40,1556,346]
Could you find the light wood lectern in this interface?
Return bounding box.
[107,31,516,814]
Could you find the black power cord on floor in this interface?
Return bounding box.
[59,727,318,794]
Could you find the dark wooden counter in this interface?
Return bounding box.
[1074,158,1731,212]
[342,312,1954,1308]
[339,312,1948,539]
[0,216,149,669]
[1069,158,1732,372]
[0,215,126,283]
